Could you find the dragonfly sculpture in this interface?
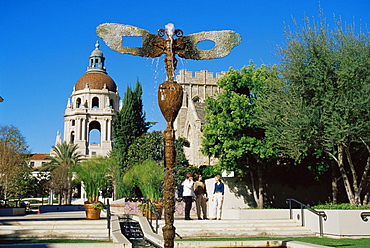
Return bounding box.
[96,23,241,248]
[96,23,241,81]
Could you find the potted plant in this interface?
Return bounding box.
[123,159,165,219]
[74,156,110,219]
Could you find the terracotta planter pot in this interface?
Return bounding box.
[84,204,101,220]
[142,203,163,220]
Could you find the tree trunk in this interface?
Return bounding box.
[3,178,8,201]
[58,194,62,205]
[345,145,361,205]
[328,139,370,206]
[250,165,264,209]
[329,144,356,205]
[363,181,369,205]
[66,175,73,205]
[331,168,338,204]
[257,164,264,209]
[112,178,117,201]
[359,138,370,205]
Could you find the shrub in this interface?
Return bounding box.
[312,203,370,210]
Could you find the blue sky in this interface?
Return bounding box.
[1,0,369,153]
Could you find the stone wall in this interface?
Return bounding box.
[174,69,226,167]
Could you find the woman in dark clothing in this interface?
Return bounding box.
[182,173,195,220]
[194,174,208,220]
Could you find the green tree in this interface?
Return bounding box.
[201,63,278,208]
[33,172,50,203]
[261,15,370,205]
[42,141,83,205]
[0,125,29,200]
[112,80,151,199]
[174,136,192,185]
[7,167,34,200]
[124,131,191,197]
[126,131,164,167]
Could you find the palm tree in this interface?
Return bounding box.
[42,142,83,205]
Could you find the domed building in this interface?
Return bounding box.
[63,41,120,157]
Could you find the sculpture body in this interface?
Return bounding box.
[97,23,241,248]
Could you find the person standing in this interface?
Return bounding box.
[194,174,208,220]
[182,173,195,220]
[212,175,224,220]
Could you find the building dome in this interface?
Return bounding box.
[75,72,117,92]
[90,47,103,57]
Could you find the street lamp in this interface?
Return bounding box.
[97,23,241,248]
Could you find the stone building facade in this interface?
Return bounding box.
[63,42,120,157]
[174,69,226,167]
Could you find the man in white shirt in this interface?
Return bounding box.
[182,173,195,220]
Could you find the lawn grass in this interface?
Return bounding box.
[180,236,370,248]
[1,237,370,247]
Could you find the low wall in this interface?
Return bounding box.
[291,209,370,238]
[39,205,84,213]
[0,207,26,216]
[111,215,132,247]
[223,209,290,220]
[221,209,370,238]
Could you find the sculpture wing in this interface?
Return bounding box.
[96,23,165,58]
[174,30,242,60]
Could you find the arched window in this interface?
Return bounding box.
[70,131,75,143]
[192,96,200,103]
[88,121,101,144]
[109,99,114,109]
[92,97,99,108]
[76,98,81,108]
[186,124,192,140]
[72,120,75,126]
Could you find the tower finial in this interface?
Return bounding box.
[87,41,106,73]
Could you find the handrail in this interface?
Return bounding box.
[143,198,183,239]
[286,198,327,236]
[361,212,370,222]
[144,199,160,234]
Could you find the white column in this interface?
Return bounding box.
[106,119,111,141]
[82,118,86,141]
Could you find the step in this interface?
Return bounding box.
[0,233,109,240]
[0,224,107,230]
[156,219,315,238]
[0,220,109,240]
[173,228,314,238]
[172,220,302,228]
[0,228,109,240]
[0,226,108,234]
[0,220,106,225]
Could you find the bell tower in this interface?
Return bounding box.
[63,41,120,157]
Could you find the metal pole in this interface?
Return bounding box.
[107,199,111,241]
[301,205,304,226]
